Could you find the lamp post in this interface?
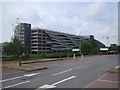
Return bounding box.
[79,32,83,59]
[102,36,109,55]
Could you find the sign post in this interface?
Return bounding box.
[100,48,109,55]
[100,48,108,51]
[72,49,80,52]
[72,49,80,59]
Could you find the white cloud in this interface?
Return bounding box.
[79,2,106,21]
[1,2,118,46]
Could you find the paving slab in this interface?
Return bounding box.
[101,73,118,82]
[89,80,118,88]
[88,73,119,88]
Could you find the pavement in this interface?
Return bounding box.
[1,55,119,89]
[85,72,119,88]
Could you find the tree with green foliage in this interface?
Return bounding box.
[118,46,120,51]
[108,46,118,51]
[90,48,99,55]
[4,36,24,58]
[81,36,99,55]
[89,36,97,50]
[81,42,90,55]
[3,42,13,55]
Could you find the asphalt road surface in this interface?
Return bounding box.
[1,55,118,89]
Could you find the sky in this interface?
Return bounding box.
[1,1,119,46]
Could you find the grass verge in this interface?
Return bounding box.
[2,61,47,71]
[2,58,65,71]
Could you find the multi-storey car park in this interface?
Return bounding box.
[14,23,105,54]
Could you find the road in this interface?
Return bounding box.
[1,55,118,89]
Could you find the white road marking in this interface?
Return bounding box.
[39,76,76,88]
[52,70,70,76]
[0,76,24,83]
[52,67,81,76]
[38,84,56,88]
[75,67,81,69]
[84,73,108,88]
[99,79,118,83]
[0,73,40,83]
[24,73,40,77]
[52,76,76,86]
[2,81,30,89]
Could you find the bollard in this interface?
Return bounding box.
[81,54,83,60]
[60,54,61,58]
[67,55,69,58]
[73,54,75,59]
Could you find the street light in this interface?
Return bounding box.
[79,32,83,59]
[102,36,109,55]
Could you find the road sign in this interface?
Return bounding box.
[72,49,80,52]
[100,48,108,51]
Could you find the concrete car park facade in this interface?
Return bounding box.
[14,23,105,54]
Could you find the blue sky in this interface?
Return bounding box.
[1,1,118,46]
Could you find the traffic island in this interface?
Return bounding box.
[2,61,47,72]
[107,68,120,73]
[21,58,65,64]
[2,58,65,72]
[107,66,120,73]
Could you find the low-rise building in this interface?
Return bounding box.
[0,42,9,54]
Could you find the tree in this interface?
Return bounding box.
[89,36,99,54]
[89,36,97,50]
[108,46,118,51]
[4,42,13,55]
[90,48,99,55]
[81,42,90,55]
[4,36,24,58]
[81,36,99,55]
[118,46,120,51]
